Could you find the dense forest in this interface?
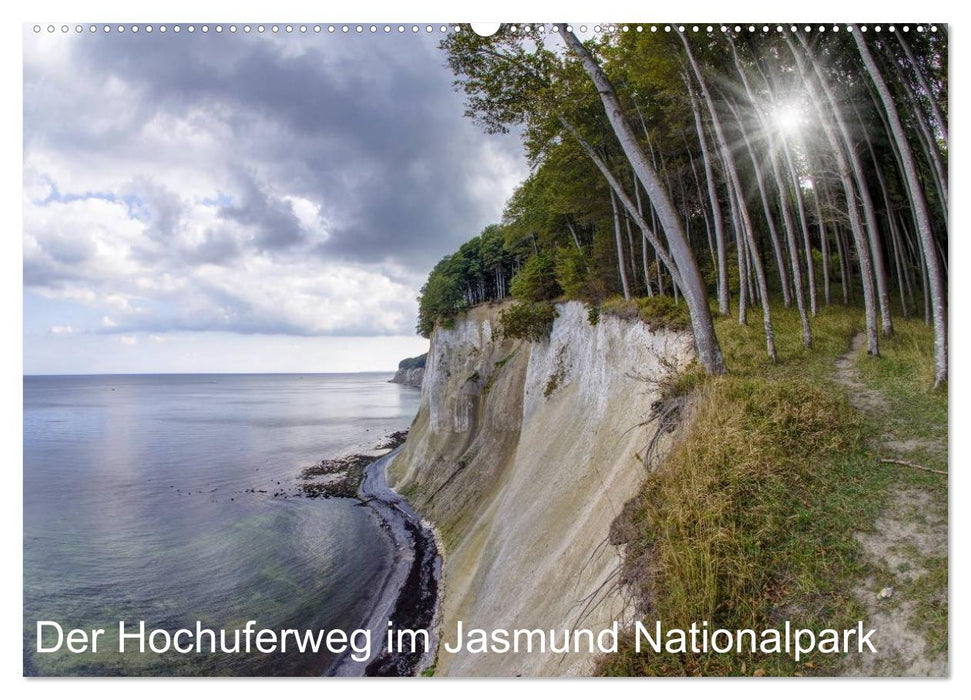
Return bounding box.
[417,25,947,387]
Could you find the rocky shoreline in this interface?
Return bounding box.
[318,434,441,677]
[297,431,409,500]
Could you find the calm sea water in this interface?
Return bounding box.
[23,373,421,676]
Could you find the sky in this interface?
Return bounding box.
[22,25,527,374]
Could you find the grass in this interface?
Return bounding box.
[901,555,948,658]
[854,317,948,472]
[597,300,947,676]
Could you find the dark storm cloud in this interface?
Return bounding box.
[43,29,521,270]
[23,27,525,337]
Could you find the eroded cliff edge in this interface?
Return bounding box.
[389,300,695,676]
[391,354,427,388]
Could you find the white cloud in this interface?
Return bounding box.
[49,325,74,336]
[22,29,527,372]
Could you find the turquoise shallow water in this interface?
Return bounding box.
[23,373,421,676]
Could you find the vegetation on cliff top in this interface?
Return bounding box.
[398,354,428,370]
[598,303,946,676]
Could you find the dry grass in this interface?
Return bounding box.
[598,301,945,676]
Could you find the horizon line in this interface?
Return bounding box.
[23,369,401,377]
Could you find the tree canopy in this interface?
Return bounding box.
[416,25,947,385]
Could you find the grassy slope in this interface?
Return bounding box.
[597,301,947,676]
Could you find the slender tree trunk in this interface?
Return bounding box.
[558,116,684,292]
[857,105,910,318]
[896,31,948,144]
[566,218,582,251]
[790,36,879,355]
[781,140,818,316]
[610,189,631,300]
[726,98,792,308]
[632,170,654,296]
[560,27,727,374]
[727,184,748,325]
[833,220,850,305]
[768,138,812,347]
[686,80,730,316]
[894,70,949,215]
[808,164,831,307]
[887,212,909,318]
[681,35,776,358]
[624,212,638,287]
[684,136,718,277]
[853,27,946,384]
[897,211,918,313]
[802,37,893,334]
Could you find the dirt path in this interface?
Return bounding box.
[833,333,947,677]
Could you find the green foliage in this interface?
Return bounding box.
[543,348,568,398]
[510,252,561,302]
[600,295,691,332]
[495,301,558,343]
[417,256,467,337]
[416,225,517,337]
[397,353,427,370]
[586,304,600,326]
[553,245,588,299]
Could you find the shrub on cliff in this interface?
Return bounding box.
[601,295,690,332]
[495,301,558,343]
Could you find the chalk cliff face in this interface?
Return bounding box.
[389,301,695,677]
[391,366,425,388]
[391,353,427,388]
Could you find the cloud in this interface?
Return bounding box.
[23,28,526,342]
[119,335,137,346]
[49,325,74,335]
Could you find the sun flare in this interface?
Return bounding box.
[772,102,806,136]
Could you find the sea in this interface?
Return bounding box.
[22,373,422,676]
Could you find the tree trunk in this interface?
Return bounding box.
[727,98,792,308]
[686,79,730,316]
[610,188,631,300]
[560,27,727,374]
[566,218,582,251]
[803,36,893,334]
[894,68,948,216]
[781,139,818,316]
[632,170,654,296]
[853,27,946,385]
[896,31,948,144]
[684,136,718,277]
[727,183,748,325]
[558,116,683,291]
[790,36,879,356]
[680,33,775,359]
[807,159,831,307]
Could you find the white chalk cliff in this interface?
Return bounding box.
[389,301,695,676]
